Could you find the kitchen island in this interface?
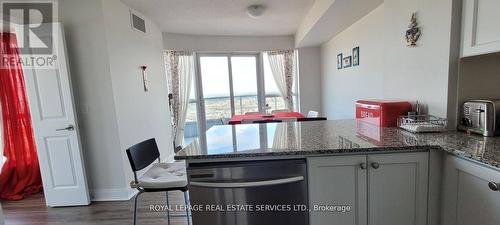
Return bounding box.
[175,120,500,225]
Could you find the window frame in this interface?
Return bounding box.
[185,51,299,147]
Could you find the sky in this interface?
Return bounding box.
[191,55,280,99]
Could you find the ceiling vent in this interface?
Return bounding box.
[130,10,146,33]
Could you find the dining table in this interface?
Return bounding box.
[228,112,306,125]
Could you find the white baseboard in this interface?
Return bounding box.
[0,202,4,225]
[127,188,139,200]
[90,188,133,201]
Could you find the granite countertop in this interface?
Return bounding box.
[175,120,500,169]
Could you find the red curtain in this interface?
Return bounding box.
[0,33,43,200]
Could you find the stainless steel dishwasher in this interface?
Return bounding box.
[187,159,308,225]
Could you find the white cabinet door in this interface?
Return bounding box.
[308,155,367,225]
[367,152,429,225]
[461,0,500,57]
[442,155,500,225]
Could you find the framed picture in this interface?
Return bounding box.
[337,53,343,69]
[343,56,352,68]
[353,47,359,66]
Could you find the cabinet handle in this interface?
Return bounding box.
[359,163,367,170]
[371,162,380,169]
[489,182,500,191]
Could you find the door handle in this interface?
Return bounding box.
[359,163,367,170]
[489,182,499,191]
[189,176,304,188]
[56,125,75,131]
[371,162,380,169]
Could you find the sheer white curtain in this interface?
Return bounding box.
[266,50,297,111]
[165,51,194,148]
[272,122,300,150]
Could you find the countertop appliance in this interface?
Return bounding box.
[356,100,412,127]
[458,100,500,136]
[187,159,308,225]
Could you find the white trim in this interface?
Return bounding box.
[127,188,139,200]
[0,202,4,225]
[90,188,132,201]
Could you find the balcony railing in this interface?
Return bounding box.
[183,94,286,141]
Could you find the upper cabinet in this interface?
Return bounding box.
[461,0,500,57]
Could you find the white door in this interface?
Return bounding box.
[308,155,368,225]
[367,152,428,225]
[22,23,90,207]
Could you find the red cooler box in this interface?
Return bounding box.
[356,100,412,127]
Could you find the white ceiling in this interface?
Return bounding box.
[121,0,315,36]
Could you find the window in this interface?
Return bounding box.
[231,56,259,115]
[196,54,260,134]
[179,51,299,146]
[183,71,198,146]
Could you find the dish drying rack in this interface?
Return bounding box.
[398,115,447,133]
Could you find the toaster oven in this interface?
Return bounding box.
[458,100,500,136]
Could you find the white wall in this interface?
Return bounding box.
[60,0,126,199]
[296,0,383,47]
[163,33,294,52]
[321,0,460,122]
[382,0,457,119]
[457,53,500,110]
[321,5,384,119]
[60,0,174,201]
[296,0,335,46]
[298,47,322,114]
[102,0,174,196]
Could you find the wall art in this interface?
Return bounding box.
[352,47,359,66]
[337,53,343,69]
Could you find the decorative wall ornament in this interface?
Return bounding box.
[140,65,149,92]
[405,12,421,47]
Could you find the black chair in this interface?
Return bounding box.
[126,138,191,225]
[297,117,328,122]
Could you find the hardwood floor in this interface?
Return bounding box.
[1,192,189,225]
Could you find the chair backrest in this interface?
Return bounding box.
[297,117,327,122]
[126,138,160,173]
[307,110,319,118]
[271,109,290,114]
[245,112,260,115]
